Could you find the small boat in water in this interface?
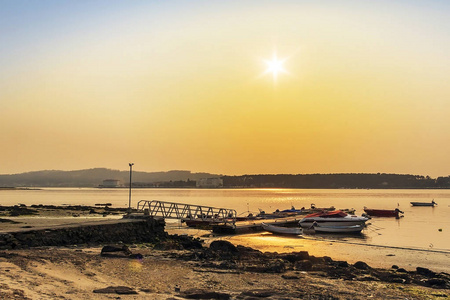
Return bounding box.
[312,224,365,233]
[298,210,369,229]
[261,222,303,235]
[410,200,437,207]
[363,207,404,218]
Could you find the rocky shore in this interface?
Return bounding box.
[0,205,449,299]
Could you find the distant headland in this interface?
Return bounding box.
[0,168,449,189]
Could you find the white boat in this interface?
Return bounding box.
[299,210,369,229]
[261,222,303,235]
[312,224,365,233]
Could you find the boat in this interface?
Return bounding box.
[261,222,303,235]
[312,224,365,233]
[410,200,437,207]
[298,210,369,229]
[363,207,404,218]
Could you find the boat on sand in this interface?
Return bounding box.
[261,222,303,235]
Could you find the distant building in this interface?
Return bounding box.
[196,178,223,188]
[101,179,120,188]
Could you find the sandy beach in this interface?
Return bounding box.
[1,206,449,299]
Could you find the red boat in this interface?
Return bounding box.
[363,207,403,218]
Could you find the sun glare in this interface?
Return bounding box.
[264,53,288,82]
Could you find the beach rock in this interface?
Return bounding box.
[240,289,275,298]
[416,267,436,277]
[264,259,286,273]
[100,245,132,256]
[282,273,300,279]
[93,286,138,294]
[353,261,370,270]
[294,260,313,271]
[355,275,379,282]
[180,288,231,299]
[209,240,238,253]
[425,278,449,288]
[279,251,310,263]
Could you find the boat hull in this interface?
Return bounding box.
[299,215,368,228]
[313,224,365,233]
[363,208,401,217]
[410,202,436,207]
[261,223,303,235]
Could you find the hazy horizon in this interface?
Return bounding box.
[1,1,449,177]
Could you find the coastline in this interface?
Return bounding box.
[0,205,449,299]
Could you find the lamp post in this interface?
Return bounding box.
[128,163,134,212]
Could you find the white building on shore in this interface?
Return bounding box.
[101,179,120,188]
[196,178,223,188]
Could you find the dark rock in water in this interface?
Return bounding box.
[180,288,231,299]
[396,268,408,273]
[209,240,238,253]
[354,261,370,270]
[93,286,138,294]
[9,206,38,216]
[416,267,436,277]
[392,265,399,269]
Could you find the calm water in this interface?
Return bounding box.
[1,188,449,251]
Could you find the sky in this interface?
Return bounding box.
[1,0,449,177]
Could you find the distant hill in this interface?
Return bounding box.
[0,168,222,187]
[1,169,449,189]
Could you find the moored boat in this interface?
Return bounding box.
[410,200,437,207]
[261,222,303,235]
[363,207,404,218]
[312,224,365,233]
[298,210,369,229]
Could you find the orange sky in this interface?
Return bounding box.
[1,1,449,177]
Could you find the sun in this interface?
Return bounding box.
[263,53,288,82]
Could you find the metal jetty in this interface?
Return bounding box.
[132,200,305,235]
[135,200,237,225]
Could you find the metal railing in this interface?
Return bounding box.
[136,200,237,224]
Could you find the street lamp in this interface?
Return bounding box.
[128,163,134,211]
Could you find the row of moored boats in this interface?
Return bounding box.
[262,199,438,236]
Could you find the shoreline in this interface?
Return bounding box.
[0,205,449,299]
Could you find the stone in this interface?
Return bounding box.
[353,261,370,270]
[93,286,138,294]
[416,267,436,277]
[294,260,313,271]
[209,240,238,253]
[180,288,231,299]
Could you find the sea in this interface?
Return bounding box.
[1,188,449,252]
